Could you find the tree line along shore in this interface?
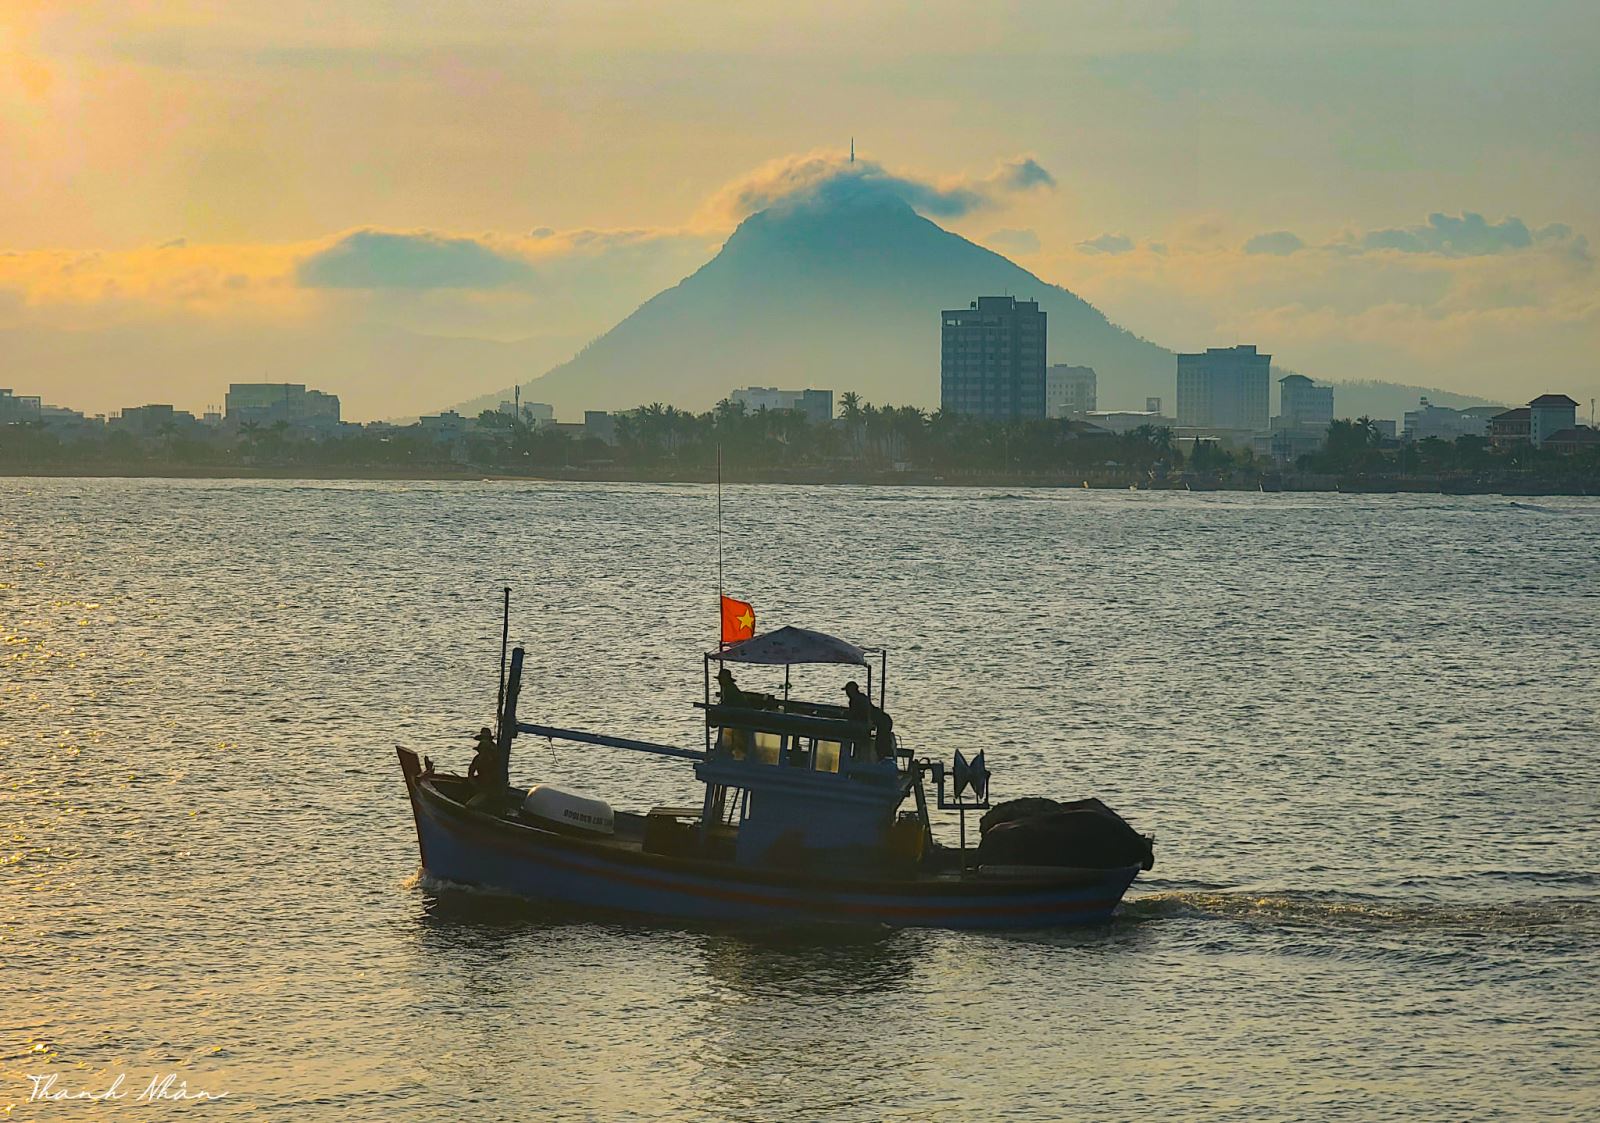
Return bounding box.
[4,400,1597,494]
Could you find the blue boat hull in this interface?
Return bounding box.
[400,750,1140,929]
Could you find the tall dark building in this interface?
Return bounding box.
[940,296,1047,419]
[1175,345,1270,431]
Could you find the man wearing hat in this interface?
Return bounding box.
[466,726,504,808]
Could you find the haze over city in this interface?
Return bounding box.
[5,2,1598,421]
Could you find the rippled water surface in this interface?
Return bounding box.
[3,479,1598,1120]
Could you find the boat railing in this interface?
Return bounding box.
[699,702,870,744]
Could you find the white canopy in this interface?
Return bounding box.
[714,626,868,666]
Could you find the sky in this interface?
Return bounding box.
[3,1,1597,420]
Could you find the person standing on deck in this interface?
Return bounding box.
[843,681,895,761]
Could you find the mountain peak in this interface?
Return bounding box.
[458,199,1174,417]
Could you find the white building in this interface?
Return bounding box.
[1402,398,1492,442]
[1528,394,1578,447]
[1045,365,1096,418]
[729,387,833,425]
[1275,374,1334,430]
[1176,345,1271,431]
[1084,410,1177,434]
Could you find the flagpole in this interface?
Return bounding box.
[716,444,724,650]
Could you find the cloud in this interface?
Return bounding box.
[1077,233,1134,255]
[297,230,534,289]
[1333,212,1536,257]
[992,157,1056,192]
[701,149,1057,224]
[1032,211,1597,410]
[1244,231,1305,256]
[986,228,1042,255]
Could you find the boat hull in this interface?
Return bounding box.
[399,749,1139,930]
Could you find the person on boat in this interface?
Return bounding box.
[716,667,752,708]
[466,727,504,807]
[714,667,757,758]
[843,681,895,761]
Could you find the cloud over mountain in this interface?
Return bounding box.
[1077,233,1134,255]
[1244,231,1305,256]
[297,230,534,289]
[700,150,1056,225]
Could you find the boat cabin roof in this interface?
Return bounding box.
[712,625,869,666]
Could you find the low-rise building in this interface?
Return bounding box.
[417,410,469,440]
[1402,397,1492,442]
[1489,407,1531,448]
[729,387,833,425]
[111,404,201,438]
[1490,395,1580,449]
[1542,426,1600,455]
[499,399,555,426]
[1045,365,1096,418]
[0,389,43,423]
[584,410,618,444]
[1083,410,1177,434]
[226,383,341,430]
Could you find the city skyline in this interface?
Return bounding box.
[4,3,1598,420]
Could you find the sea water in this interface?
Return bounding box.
[2,479,1597,1120]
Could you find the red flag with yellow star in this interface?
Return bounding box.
[720,595,755,643]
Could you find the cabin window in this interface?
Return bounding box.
[809,739,838,773]
[715,726,749,760]
[751,731,783,766]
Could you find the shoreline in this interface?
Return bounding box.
[2,463,1594,495]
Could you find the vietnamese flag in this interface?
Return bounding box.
[720,595,756,643]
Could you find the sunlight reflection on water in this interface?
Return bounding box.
[1,479,1597,1120]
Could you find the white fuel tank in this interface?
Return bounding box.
[522,785,615,836]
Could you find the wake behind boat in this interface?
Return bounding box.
[398,616,1155,929]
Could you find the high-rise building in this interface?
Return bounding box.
[940,297,1047,420]
[1045,365,1096,418]
[1176,345,1271,431]
[1275,374,1334,430]
[225,383,341,428]
[729,387,833,425]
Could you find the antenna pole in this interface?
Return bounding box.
[495,586,511,738]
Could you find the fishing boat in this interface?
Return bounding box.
[397,617,1155,930]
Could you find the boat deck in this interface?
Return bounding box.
[425,771,1108,889]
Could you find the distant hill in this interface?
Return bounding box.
[456,189,1498,421]
[1314,378,1499,421]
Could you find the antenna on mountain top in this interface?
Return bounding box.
[850,137,855,164]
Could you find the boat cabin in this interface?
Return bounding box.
[692,626,918,869]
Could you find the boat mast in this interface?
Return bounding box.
[495,586,511,741]
[496,647,524,789]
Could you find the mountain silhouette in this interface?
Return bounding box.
[455,188,1496,420]
[459,189,1172,416]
